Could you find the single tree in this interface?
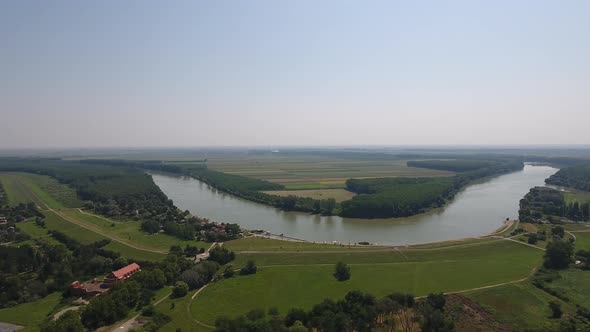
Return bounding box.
[334,262,351,281]
[240,260,257,275]
[173,281,189,298]
[544,241,574,269]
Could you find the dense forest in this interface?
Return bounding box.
[407,159,498,172]
[341,161,523,218]
[519,187,590,222]
[0,158,173,219]
[545,163,590,191]
[341,177,454,218]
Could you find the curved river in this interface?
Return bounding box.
[150,165,557,245]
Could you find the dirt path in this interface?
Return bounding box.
[53,306,81,320]
[110,292,171,332]
[189,285,215,329]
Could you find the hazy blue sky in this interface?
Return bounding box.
[1,0,589,148]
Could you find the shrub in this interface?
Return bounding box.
[334,262,350,281]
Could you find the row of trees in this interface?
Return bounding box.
[215,291,453,332]
[340,161,523,219]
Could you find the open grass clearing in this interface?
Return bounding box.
[573,231,590,251]
[0,292,62,330]
[231,239,541,266]
[155,291,212,332]
[467,282,569,331]
[0,173,41,206]
[262,188,355,202]
[191,240,542,325]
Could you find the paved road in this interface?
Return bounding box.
[0,322,23,332]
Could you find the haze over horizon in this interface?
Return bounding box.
[2,0,589,148]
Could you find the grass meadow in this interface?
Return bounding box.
[190,239,542,325]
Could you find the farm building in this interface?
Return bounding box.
[103,263,141,287]
[69,263,141,297]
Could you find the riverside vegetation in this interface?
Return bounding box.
[1,150,590,331]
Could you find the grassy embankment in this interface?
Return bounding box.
[149,234,545,329]
[0,293,63,331]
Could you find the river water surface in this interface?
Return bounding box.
[150,165,557,245]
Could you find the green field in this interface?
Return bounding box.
[564,190,590,205]
[173,155,453,189]
[262,188,355,202]
[573,231,590,251]
[0,292,62,330]
[190,240,542,326]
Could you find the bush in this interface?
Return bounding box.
[173,281,189,298]
[334,262,351,281]
[208,247,235,265]
[240,261,257,275]
[549,301,562,318]
[223,266,235,278]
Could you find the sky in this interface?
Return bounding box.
[1,0,589,148]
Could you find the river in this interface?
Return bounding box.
[150,164,557,245]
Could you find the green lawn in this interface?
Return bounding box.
[0,292,62,330]
[156,293,214,332]
[573,231,590,251]
[191,240,542,325]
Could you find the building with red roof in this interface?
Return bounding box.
[103,263,141,287]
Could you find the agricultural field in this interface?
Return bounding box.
[173,154,453,190]
[261,188,355,202]
[189,239,542,326]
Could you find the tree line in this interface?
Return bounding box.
[519,187,589,222]
[215,291,453,332]
[545,163,590,192]
[341,161,523,219]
